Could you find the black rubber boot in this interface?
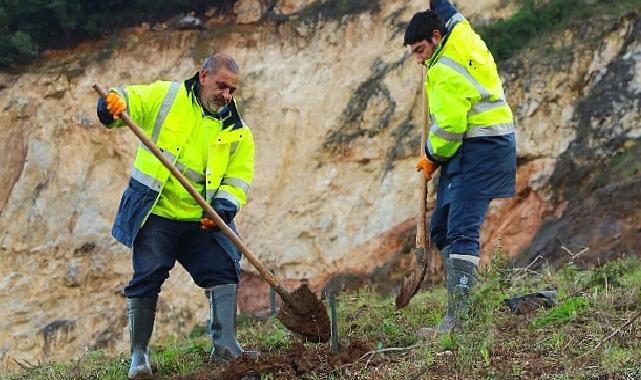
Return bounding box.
[127,298,157,380]
[418,251,478,337]
[207,284,257,361]
[447,256,478,322]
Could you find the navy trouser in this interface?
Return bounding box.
[429,199,491,256]
[125,214,238,299]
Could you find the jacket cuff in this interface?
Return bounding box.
[96,97,115,125]
[212,197,238,224]
[425,142,448,165]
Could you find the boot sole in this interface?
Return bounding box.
[128,371,153,380]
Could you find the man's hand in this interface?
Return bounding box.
[201,198,238,230]
[200,217,217,230]
[106,93,126,119]
[416,157,438,181]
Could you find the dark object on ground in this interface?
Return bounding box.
[504,290,557,314]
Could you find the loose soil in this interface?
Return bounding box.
[277,284,331,343]
[172,339,374,380]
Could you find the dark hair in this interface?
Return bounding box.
[403,9,446,46]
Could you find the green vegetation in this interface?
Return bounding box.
[0,0,222,68]
[5,254,641,379]
[479,0,641,61]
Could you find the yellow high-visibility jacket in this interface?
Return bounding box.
[424,10,516,202]
[106,79,254,248]
[425,17,514,162]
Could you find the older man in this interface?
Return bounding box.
[97,52,255,379]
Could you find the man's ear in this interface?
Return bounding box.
[199,69,207,83]
[431,29,442,44]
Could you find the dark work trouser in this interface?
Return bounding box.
[125,214,238,299]
[429,198,491,261]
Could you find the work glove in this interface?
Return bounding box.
[416,157,438,181]
[200,217,217,230]
[106,92,126,119]
[200,198,238,230]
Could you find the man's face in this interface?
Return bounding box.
[410,40,436,65]
[199,67,239,113]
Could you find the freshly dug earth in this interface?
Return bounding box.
[172,339,374,380]
[277,284,331,343]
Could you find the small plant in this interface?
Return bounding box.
[531,297,590,328]
[583,258,639,290]
[257,319,292,351]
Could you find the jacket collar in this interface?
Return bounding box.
[184,72,218,119]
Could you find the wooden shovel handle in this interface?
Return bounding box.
[416,67,429,251]
[92,83,294,304]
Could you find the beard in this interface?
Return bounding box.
[205,95,227,113]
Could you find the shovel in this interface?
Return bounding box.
[395,67,432,309]
[93,84,330,343]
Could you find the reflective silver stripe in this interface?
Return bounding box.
[151,81,181,144]
[438,57,490,100]
[139,144,177,163]
[450,254,480,266]
[230,142,239,155]
[175,161,205,184]
[205,190,216,202]
[465,123,515,138]
[163,149,176,162]
[426,139,450,162]
[222,177,250,193]
[469,99,507,116]
[432,120,464,142]
[117,87,129,105]
[446,12,465,32]
[213,190,241,209]
[131,167,163,192]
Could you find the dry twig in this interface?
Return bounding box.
[561,246,589,262]
[340,344,419,369]
[577,309,641,359]
[512,255,545,280]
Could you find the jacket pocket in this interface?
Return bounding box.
[113,179,158,246]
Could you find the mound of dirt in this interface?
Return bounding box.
[173,339,374,380]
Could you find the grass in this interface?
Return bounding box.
[478,0,641,61]
[5,252,641,379]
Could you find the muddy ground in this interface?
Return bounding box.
[171,339,374,380]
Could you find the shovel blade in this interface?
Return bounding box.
[395,250,428,309]
[276,284,331,343]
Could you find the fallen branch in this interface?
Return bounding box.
[561,246,589,262]
[511,255,545,280]
[577,309,641,359]
[340,344,419,369]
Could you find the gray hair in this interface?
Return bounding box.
[200,52,239,75]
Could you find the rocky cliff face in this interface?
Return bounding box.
[0,0,639,369]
